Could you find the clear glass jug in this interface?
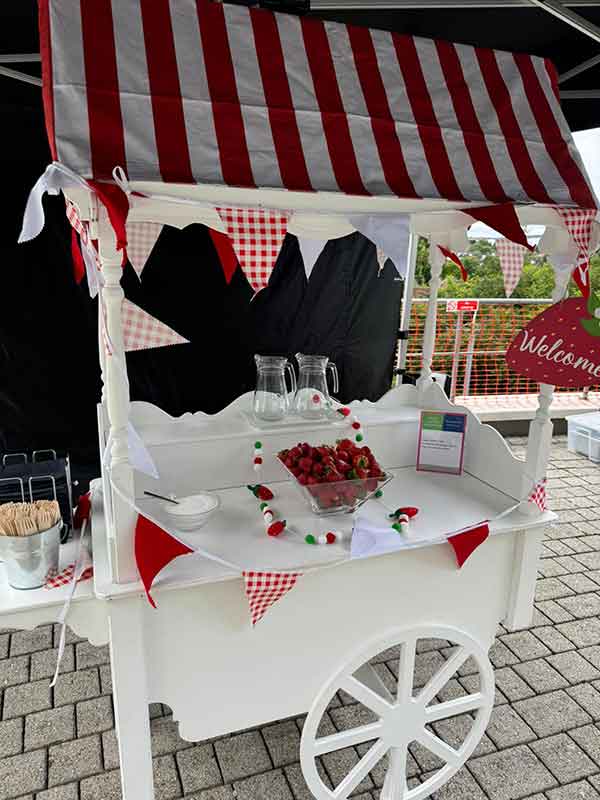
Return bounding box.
[293,353,339,419]
[253,355,297,422]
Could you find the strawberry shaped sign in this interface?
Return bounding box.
[506,295,600,388]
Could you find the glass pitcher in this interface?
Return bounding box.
[293,354,339,419]
[253,355,297,422]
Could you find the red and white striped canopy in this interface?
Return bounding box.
[40,0,596,209]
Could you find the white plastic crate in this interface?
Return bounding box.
[568,412,600,463]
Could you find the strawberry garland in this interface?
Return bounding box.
[247,484,287,538]
[247,408,414,545]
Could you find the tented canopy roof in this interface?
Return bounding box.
[40,0,596,209]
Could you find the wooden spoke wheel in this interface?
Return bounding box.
[300,626,494,800]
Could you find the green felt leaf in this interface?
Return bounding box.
[587,291,600,318]
[581,317,600,337]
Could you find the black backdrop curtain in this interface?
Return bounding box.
[1,195,404,483]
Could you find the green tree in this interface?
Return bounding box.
[415,237,600,300]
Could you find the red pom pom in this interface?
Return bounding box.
[326,532,336,544]
[352,421,361,430]
[339,407,351,417]
[254,457,263,465]
[257,486,274,501]
[312,394,321,404]
[267,520,287,537]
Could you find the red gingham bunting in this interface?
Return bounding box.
[496,238,526,297]
[127,221,163,276]
[216,207,289,291]
[45,564,94,589]
[528,478,548,512]
[557,209,597,298]
[121,298,189,352]
[243,570,302,625]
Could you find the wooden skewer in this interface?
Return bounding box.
[144,490,179,505]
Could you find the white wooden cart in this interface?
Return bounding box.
[7,1,600,798]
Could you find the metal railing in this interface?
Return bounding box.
[404,297,599,401]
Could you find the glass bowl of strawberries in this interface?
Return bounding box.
[278,439,392,515]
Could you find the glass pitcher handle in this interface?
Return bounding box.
[285,362,297,396]
[327,362,340,395]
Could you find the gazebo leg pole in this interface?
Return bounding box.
[416,239,445,401]
[98,210,138,584]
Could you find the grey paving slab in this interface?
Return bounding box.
[569,724,600,765]
[0,748,47,800]
[532,626,576,654]
[546,781,600,800]
[262,720,302,768]
[567,684,600,720]
[9,628,53,657]
[547,652,600,684]
[48,734,103,786]
[30,647,74,681]
[513,691,592,736]
[53,668,101,707]
[36,784,79,800]
[529,733,597,783]
[175,744,221,795]
[467,745,558,800]
[79,770,122,800]
[3,678,51,719]
[76,696,114,737]
[499,632,551,662]
[0,656,30,689]
[557,619,600,648]
[233,768,294,800]
[557,593,600,619]
[484,705,536,748]
[214,731,271,783]
[494,667,536,702]
[0,717,22,758]
[24,705,75,750]
[513,659,569,693]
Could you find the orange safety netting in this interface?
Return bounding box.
[404,302,600,396]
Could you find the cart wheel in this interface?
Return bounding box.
[300,626,494,800]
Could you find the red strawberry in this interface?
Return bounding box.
[337,439,354,452]
[267,520,286,537]
[299,457,313,473]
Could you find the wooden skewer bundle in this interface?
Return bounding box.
[0,500,61,537]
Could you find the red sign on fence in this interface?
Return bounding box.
[506,296,600,388]
[446,300,479,313]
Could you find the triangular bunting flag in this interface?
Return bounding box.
[297,238,328,280]
[135,515,194,608]
[350,214,411,278]
[448,522,490,568]
[496,239,526,297]
[208,228,239,284]
[557,208,597,299]
[243,570,302,625]
[438,245,468,282]
[127,222,163,276]
[463,204,533,251]
[528,478,548,512]
[121,298,189,352]
[217,207,289,291]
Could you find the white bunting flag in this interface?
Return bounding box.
[127,222,163,276]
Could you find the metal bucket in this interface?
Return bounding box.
[3,521,61,590]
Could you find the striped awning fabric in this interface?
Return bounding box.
[39,0,596,209]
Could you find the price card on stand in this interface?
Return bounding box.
[416,411,467,475]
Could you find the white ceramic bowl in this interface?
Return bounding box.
[163,493,220,531]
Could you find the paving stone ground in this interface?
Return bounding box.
[2,435,600,800]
